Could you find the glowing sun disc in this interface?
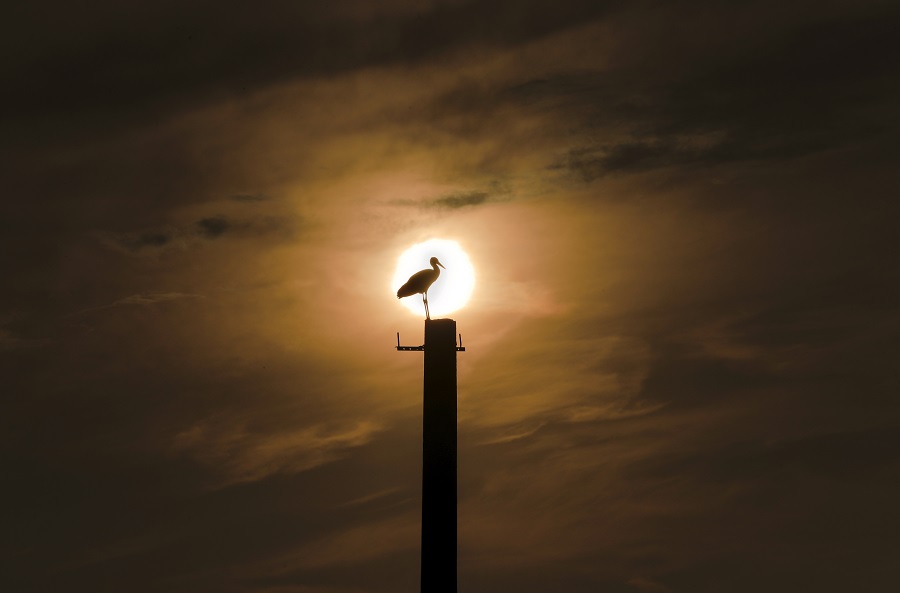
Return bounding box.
[392,239,475,317]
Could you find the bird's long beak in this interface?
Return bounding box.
[437,261,446,269]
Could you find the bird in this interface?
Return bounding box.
[397,257,446,320]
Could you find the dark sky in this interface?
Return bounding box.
[3,1,900,592]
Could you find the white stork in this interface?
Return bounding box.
[396,257,445,319]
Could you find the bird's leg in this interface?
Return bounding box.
[423,292,430,320]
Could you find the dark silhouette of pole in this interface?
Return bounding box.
[396,318,464,593]
[421,318,457,593]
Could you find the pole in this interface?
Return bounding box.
[421,318,457,593]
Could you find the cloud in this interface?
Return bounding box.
[634,426,900,485]
[230,193,271,202]
[98,227,182,254]
[114,292,200,305]
[331,487,402,509]
[432,190,489,209]
[99,214,298,254]
[389,183,507,210]
[115,228,176,251]
[552,134,731,180]
[252,514,418,572]
[70,292,203,317]
[195,216,229,238]
[172,420,383,486]
[499,9,900,182]
[2,0,625,151]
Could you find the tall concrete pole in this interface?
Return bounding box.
[421,318,457,593]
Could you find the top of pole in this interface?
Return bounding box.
[396,318,466,352]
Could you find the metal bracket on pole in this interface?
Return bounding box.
[396,332,425,351]
[396,332,466,352]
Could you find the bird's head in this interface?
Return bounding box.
[430,257,446,269]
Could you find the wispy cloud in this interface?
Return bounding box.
[245,514,418,574]
[195,216,229,238]
[172,420,382,486]
[98,214,298,255]
[432,190,489,209]
[229,193,271,202]
[106,228,178,252]
[332,487,402,509]
[71,292,203,316]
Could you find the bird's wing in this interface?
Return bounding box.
[396,269,435,298]
[397,281,417,298]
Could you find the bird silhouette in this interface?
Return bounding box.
[397,257,446,320]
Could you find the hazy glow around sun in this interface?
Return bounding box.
[392,239,475,317]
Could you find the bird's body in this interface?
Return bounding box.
[396,268,440,299]
[397,257,445,319]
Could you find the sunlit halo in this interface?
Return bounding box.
[392,239,475,317]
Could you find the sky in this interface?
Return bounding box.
[2,1,900,591]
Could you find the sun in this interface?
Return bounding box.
[392,239,475,317]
